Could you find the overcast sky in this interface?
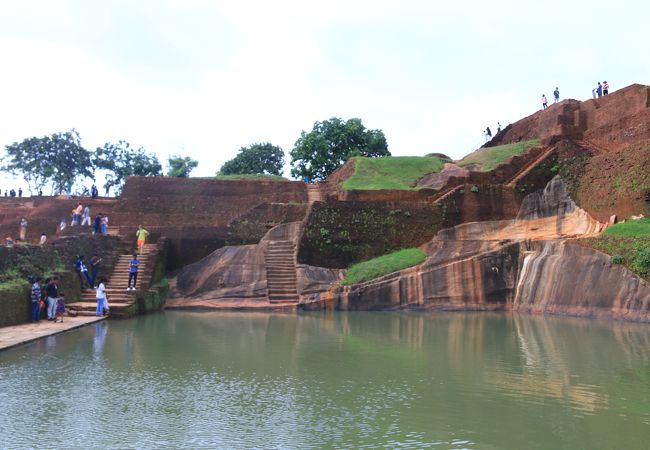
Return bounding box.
[0,0,648,191]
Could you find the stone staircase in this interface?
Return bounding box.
[265,240,299,304]
[505,146,556,188]
[68,243,158,318]
[306,184,324,203]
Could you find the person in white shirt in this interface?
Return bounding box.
[95,278,108,316]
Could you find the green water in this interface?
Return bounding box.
[1,311,649,449]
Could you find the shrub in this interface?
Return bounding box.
[611,255,624,264]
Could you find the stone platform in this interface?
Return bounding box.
[0,316,106,352]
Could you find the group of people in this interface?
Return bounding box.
[74,254,103,290]
[29,276,67,322]
[3,188,22,197]
[592,81,610,98]
[483,122,502,142]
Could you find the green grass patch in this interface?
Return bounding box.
[213,174,289,181]
[602,218,650,237]
[458,139,540,172]
[341,156,448,190]
[580,219,650,281]
[341,248,427,285]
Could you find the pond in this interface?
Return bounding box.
[1,311,649,449]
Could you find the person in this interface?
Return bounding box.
[59,218,67,232]
[553,87,560,103]
[541,94,548,109]
[55,293,66,322]
[39,233,47,245]
[93,213,102,235]
[101,214,108,235]
[74,255,94,289]
[497,122,502,133]
[38,188,43,196]
[104,184,110,197]
[18,188,22,197]
[91,184,98,199]
[30,276,42,322]
[592,88,597,99]
[603,81,609,95]
[45,277,59,321]
[127,253,139,291]
[19,218,28,241]
[5,236,14,247]
[90,254,102,287]
[484,127,492,142]
[75,203,83,225]
[96,278,108,316]
[596,82,603,98]
[136,225,149,254]
[81,205,91,226]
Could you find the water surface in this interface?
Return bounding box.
[1,311,649,449]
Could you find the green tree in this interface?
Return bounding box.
[219,142,285,176]
[93,141,162,194]
[1,129,93,194]
[290,117,389,181]
[167,155,199,178]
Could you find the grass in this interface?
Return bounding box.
[602,218,650,237]
[457,139,540,172]
[341,248,427,286]
[341,156,448,190]
[213,174,289,181]
[580,218,650,281]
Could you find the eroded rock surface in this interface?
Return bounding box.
[332,177,650,321]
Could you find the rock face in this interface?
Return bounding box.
[332,177,650,322]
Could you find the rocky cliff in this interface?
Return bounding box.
[331,177,650,322]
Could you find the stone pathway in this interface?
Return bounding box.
[0,316,106,352]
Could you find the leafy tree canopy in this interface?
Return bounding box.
[290,117,390,181]
[167,155,199,177]
[93,140,162,194]
[1,129,93,194]
[219,142,285,176]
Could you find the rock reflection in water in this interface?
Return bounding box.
[0,311,649,449]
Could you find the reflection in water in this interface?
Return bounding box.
[0,311,649,449]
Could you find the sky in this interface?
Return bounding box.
[0,0,648,193]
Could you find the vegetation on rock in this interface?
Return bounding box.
[458,139,540,171]
[341,156,447,190]
[342,248,426,285]
[219,142,285,176]
[580,218,650,280]
[290,117,390,181]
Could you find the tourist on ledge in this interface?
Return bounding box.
[541,94,548,109]
[45,277,59,321]
[29,275,42,322]
[553,87,560,103]
[19,218,28,241]
[603,81,609,95]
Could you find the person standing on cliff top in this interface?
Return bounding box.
[596,82,603,97]
[136,225,149,254]
[19,218,27,241]
[541,94,548,109]
[603,81,609,95]
[553,87,560,103]
[484,127,492,142]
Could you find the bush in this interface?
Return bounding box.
[611,255,624,264]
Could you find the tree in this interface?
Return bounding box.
[167,155,199,178]
[219,142,285,176]
[290,117,390,181]
[93,141,162,194]
[1,129,93,194]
